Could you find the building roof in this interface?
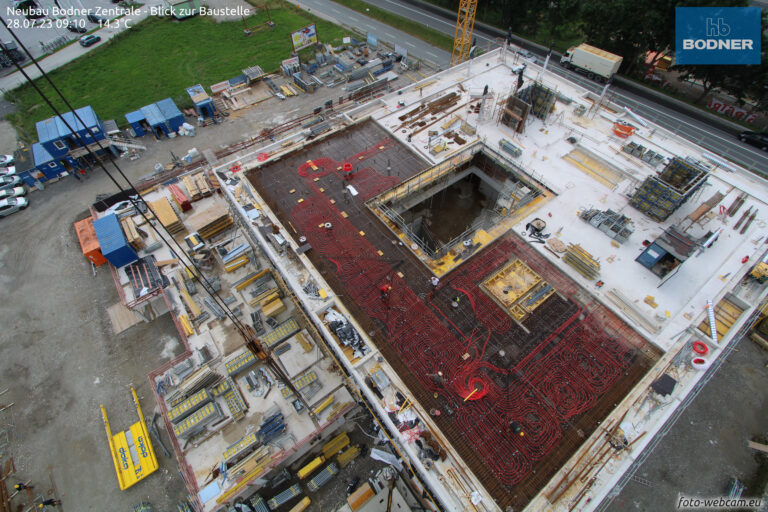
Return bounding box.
[654,225,700,260]
[186,84,206,97]
[125,110,145,124]
[32,142,56,166]
[139,103,165,127]
[35,105,99,143]
[156,98,183,120]
[35,117,61,145]
[186,84,212,105]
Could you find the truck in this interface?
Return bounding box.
[560,43,622,82]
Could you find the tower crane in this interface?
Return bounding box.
[451,0,478,66]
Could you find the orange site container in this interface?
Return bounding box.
[74,217,107,266]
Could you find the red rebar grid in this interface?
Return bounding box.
[284,145,643,487]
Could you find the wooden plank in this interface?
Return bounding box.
[748,441,768,453]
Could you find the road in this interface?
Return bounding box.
[311,0,768,176]
[0,0,156,92]
[0,0,765,175]
[293,0,450,67]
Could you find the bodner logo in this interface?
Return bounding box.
[676,7,761,65]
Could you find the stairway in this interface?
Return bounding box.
[109,135,147,151]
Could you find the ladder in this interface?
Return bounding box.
[109,135,147,151]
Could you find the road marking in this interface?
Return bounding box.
[405,42,415,47]
[385,33,396,39]
[330,7,341,13]
[426,51,438,58]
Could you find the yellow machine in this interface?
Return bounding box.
[451,0,478,66]
[750,262,768,284]
[101,388,159,490]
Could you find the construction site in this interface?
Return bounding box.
[2,3,768,512]
[217,48,768,510]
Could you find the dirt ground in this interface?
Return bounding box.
[604,336,768,511]
[0,69,423,511]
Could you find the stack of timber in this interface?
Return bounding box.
[168,183,192,212]
[563,243,601,279]
[182,172,213,201]
[150,197,184,234]
[121,216,143,250]
[185,201,233,240]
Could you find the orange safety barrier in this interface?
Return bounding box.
[613,122,635,138]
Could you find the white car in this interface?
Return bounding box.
[516,49,538,64]
[0,154,14,167]
[0,197,27,217]
[0,165,17,177]
[0,187,25,199]
[0,175,21,191]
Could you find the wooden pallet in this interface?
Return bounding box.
[149,197,184,234]
[697,296,744,340]
[182,173,213,201]
[121,216,143,249]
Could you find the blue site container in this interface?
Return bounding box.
[93,213,138,268]
[156,98,184,132]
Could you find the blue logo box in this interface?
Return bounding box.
[676,7,761,65]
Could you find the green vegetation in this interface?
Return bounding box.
[6,6,349,141]
[329,0,454,53]
[425,0,767,113]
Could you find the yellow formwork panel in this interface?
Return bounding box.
[178,314,194,336]
[322,432,350,459]
[289,497,311,512]
[298,456,326,479]
[563,149,623,190]
[101,388,158,491]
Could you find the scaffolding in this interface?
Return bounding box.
[630,157,709,222]
[518,82,557,120]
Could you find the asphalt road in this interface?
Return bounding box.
[0,0,121,63]
[327,0,768,176]
[294,0,450,66]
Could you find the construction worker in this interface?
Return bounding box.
[39,498,61,508]
[380,283,392,301]
[14,482,31,491]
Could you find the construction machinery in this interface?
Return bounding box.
[101,388,159,490]
[451,0,477,66]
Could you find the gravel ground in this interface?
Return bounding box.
[604,336,768,512]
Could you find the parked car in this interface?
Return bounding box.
[738,131,768,151]
[0,187,25,200]
[0,175,21,191]
[0,166,16,177]
[516,49,538,64]
[86,13,106,24]
[0,154,14,166]
[79,34,101,47]
[66,22,87,34]
[0,197,28,217]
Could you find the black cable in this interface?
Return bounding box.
[0,17,250,338]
